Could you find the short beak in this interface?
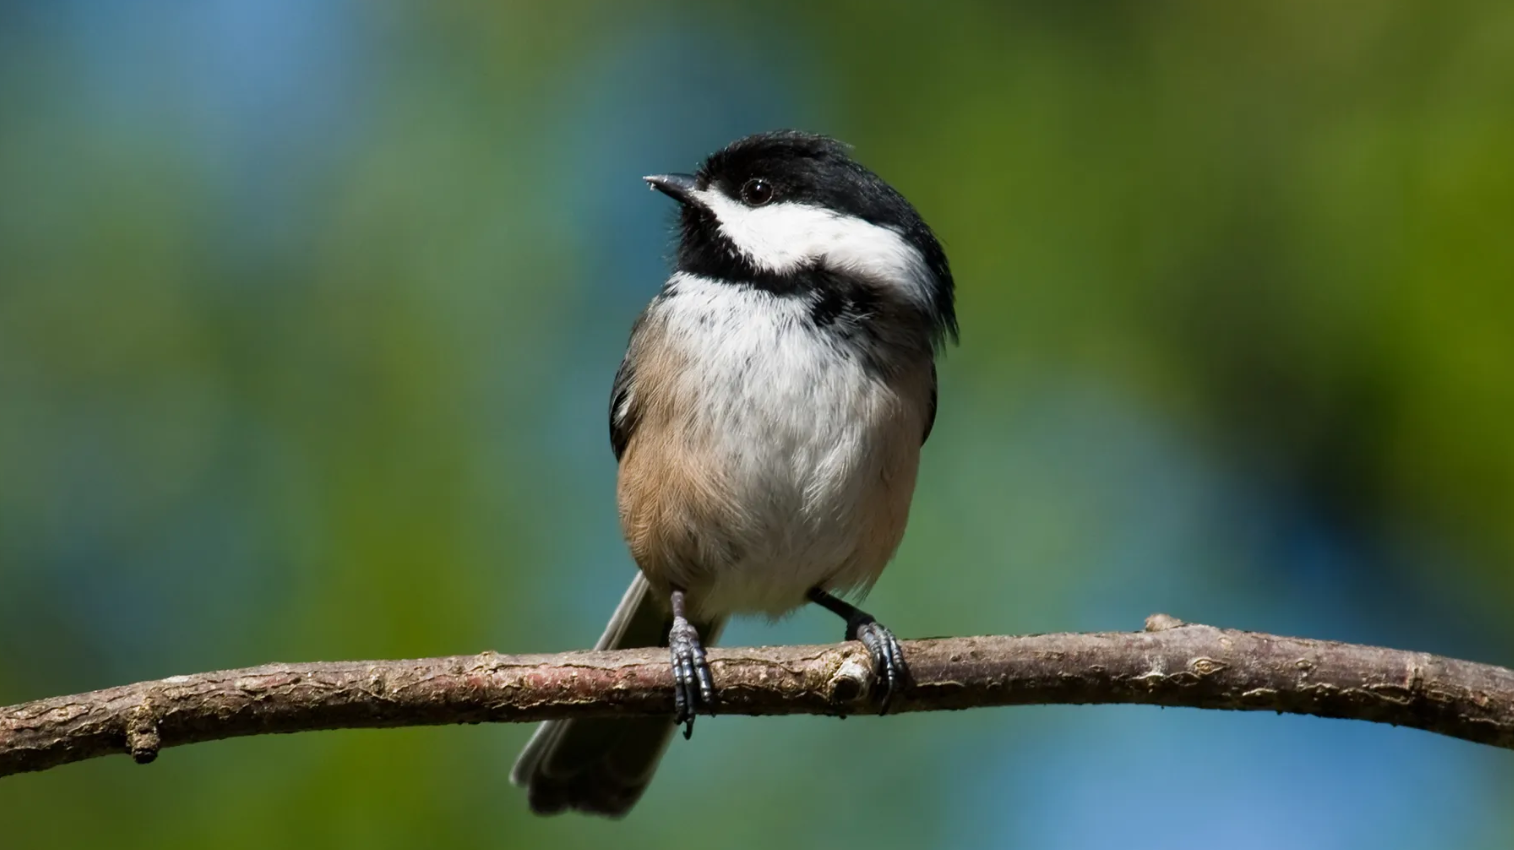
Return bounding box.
[643,173,699,205]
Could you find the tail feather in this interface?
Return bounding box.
[510,574,725,817]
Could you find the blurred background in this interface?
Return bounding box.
[3,1,1513,847]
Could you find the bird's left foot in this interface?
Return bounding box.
[845,614,906,713]
[807,588,909,713]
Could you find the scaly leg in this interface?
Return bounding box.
[668,587,715,738]
[806,587,907,713]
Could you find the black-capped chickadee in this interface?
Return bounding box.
[511,130,957,817]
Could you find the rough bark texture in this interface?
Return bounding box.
[5,617,1513,778]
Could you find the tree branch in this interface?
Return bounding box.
[5,616,1513,779]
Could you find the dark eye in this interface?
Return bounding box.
[740,178,774,206]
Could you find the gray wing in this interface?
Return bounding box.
[609,312,650,461]
[609,353,637,461]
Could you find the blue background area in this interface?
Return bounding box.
[3,3,1513,848]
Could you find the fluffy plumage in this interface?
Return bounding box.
[512,130,956,817]
[616,273,931,618]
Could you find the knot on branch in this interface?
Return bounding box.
[126,698,161,765]
[827,651,874,705]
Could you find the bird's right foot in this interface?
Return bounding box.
[668,591,715,738]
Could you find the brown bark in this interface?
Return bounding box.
[5,617,1513,779]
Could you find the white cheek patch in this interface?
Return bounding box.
[693,189,934,308]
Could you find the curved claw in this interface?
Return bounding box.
[807,588,911,714]
[848,618,908,714]
[669,616,715,738]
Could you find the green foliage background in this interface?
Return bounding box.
[2,2,1512,847]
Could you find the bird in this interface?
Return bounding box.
[510,130,957,817]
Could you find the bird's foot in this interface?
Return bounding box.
[807,587,910,714]
[668,615,715,738]
[844,613,907,714]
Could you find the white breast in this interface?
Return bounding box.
[646,273,921,617]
